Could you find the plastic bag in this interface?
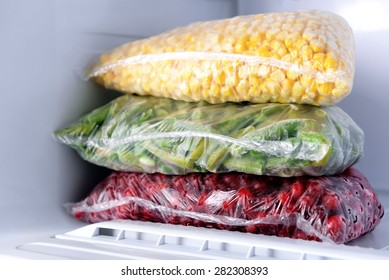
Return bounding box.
[54,95,363,177]
[87,10,355,106]
[69,168,383,244]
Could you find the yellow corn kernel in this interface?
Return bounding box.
[226,72,239,86]
[248,84,260,98]
[271,53,281,60]
[270,69,285,82]
[210,83,221,96]
[307,91,317,100]
[292,81,305,98]
[277,97,289,104]
[276,30,288,41]
[248,73,260,87]
[281,79,293,93]
[282,53,293,63]
[257,46,272,57]
[336,80,349,91]
[235,42,246,53]
[295,39,308,50]
[189,79,200,93]
[289,49,299,59]
[313,52,326,70]
[101,72,114,85]
[310,39,325,53]
[258,65,270,77]
[301,96,314,104]
[266,28,280,40]
[201,74,212,88]
[332,87,345,98]
[100,54,110,63]
[316,95,331,105]
[284,32,301,49]
[265,80,281,96]
[182,70,192,81]
[249,34,261,45]
[286,70,299,81]
[324,53,339,70]
[236,79,250,97]
[317,82,335,95]
[300,74,314,88]
[302,30,317,41]
[301,45,313,61]
[221,86,235,99]
[271,39,283,51]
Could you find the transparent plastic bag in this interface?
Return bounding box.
[87,10,355,106]
[54,95,363,177]
[69,168,384,244]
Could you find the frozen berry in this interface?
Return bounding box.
[245,224,257,233]
[322,193,340,210]
[238,188,253,199]
[277,191,289,205]
[325,215,347,242]
[291,182,304,200]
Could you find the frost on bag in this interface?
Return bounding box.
[70,168,384,244]
[54,95,363,177]
[87,10,355,106]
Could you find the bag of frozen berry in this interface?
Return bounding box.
[68,167,383,244]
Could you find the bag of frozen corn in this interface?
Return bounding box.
[87,10,355,106]
[54,94,363,177]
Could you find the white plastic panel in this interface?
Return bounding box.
[18,219,389,260]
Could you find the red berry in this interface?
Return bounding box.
[256,211,267,219]
[123,187,136,197]
[193,219,205,228]
[205,175,219,190]
[73,212,85,220]
[245,224,257,233]
[172,177,187,191]
[198,194,209,206]
[167,215,180,224]
[298,195,315,208]
[322,193,340,210]
[291,182,304,200]
[293,229,308,240]
[180,217,192,226]
[222,199,235,211]
[306,181,323,197]
[325,215,347,242]
[238,188,252,198]
[277,191,289,205]
[284,202,296,213]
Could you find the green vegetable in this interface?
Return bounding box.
[54,95,364,177]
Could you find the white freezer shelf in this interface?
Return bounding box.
[16,216,389,260]
[12,190,389,260]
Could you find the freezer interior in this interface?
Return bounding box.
[1,0,389,259]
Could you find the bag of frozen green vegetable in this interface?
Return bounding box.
[54,95,363,177]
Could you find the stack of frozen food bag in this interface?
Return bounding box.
[54,10,384,244]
